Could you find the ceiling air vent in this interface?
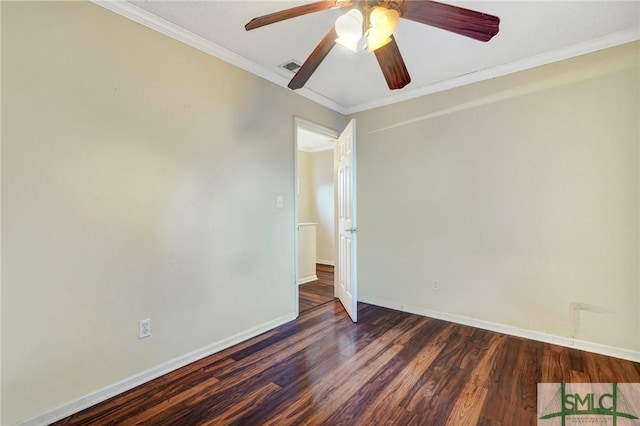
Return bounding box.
[280,60,301,73]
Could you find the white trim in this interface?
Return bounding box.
[293,118,300,317]
[297,275,318,285]
[298,145,334,153]
[359,296,640,363]
[294,117,338,315]
[17,313,296,426]
[295,118,339,139]
[90,0,347,115]
[345,29,640,114]
[316,260,335,266]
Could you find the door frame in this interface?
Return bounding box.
[293,117,338,316]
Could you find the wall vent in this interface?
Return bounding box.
[280,60,302,73]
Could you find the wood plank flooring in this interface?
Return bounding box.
[54,299,640,426]
[298,264,334,313]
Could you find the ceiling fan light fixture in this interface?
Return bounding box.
[335,37,359,53]
[365,33,392,52]
[369,6,399,40]
[335,9,363,44]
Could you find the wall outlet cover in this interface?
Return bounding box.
[139,319,151,339]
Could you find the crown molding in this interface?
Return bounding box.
[344,27,640,114]
[90,0,348,115]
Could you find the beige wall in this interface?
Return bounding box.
[355,42,640,354]
[297,149,335,264]
[311,150,335,264]
[297,151,313,223]
[0,2,344,424]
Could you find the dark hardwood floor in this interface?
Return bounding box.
[299,264,335,313]
[53,296,640,426]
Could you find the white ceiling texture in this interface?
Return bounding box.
[96,1,640,114]
[297,127,335,151]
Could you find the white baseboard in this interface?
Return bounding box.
[359,296,640,363]
[316,260,335,266]
[297,275,318,285]
[18,313,297,426]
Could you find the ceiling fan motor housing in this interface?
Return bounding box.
[374,0,405,15]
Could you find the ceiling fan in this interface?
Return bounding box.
[245,0,500,91]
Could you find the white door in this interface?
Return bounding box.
[336,119,357,322]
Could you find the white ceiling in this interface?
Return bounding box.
[97,1,640,114]
[297,127,334,152]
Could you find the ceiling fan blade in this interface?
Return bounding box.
[374,36,411,90]
[288,27,338,90]
[245,0,352,31]
[401,0,499,42]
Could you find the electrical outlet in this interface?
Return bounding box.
[432,280,440,291]
[138,319,151,339]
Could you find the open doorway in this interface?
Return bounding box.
[294,118,338,315]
